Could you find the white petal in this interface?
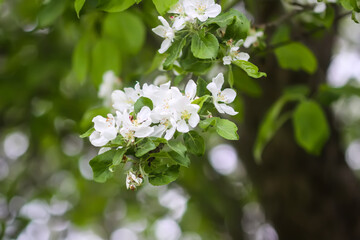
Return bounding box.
[236,52,250,61]
[222,88,237,103]
[152,25,166,38]
[134,127,154,138]
[223,56,232,65]
[206,4,221,18]
[165,126,176,140]
[214,102,225,114]
[189,113,200,128]
[197,14,209,22]
[206,82,219,96]
[185,80,197,100]
[159,38,172,54]
[158,16,170,28]
[137,106,151,123]
[177,120,189,133]
[173,17,186,30]
[92,116,108,132]
[314,2,326,13]
[219,103,238,116]
[99,147,111,155]
[102,127,118,141]
[89,131,109,147]
[243,36,256,48]
[152,125,166,138]
[212,73,224,90]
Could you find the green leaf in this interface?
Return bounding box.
[72,34,91,83]
[192,95,210,110]
[199,117,217,129]
[135,138,157,157]
[224,15,250,41]
[38,0,67,28]
[179,45,213,75]
[148,165,180,186]
[167,141,190,167]
[216,119,239,140]
[253,97,292,163]
[274,42,318,74]
[91,38,121,86]
[89,150,116,183]
[206,9,249,30]
[112,147,128,166]
[152,0,177,15]
[233,60,267,79]
[317,84,360,105]
[103,12,145,55]
[183,131,205,156]
[293,100,330,155]
[98,0,138,12]
[196,77,211,96]
[233,66,262,97]
[111,135,125,146]
[191,31,219,59]
[80,127,94,138]
[74,0,86,18]
[134,97,154,113]
[163,37,187,69]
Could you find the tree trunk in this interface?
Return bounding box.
[237,1,360,239]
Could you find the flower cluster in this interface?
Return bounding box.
[89,73,237,148]
[223,39,250,65]
[152,0,221,53]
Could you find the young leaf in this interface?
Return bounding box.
[224,16,250,41]
[274,42,318,74]
[183,131,205,156]
[152,0,178,15]
[293,100,330,155]
[191,32,219,59]
[89,150,116,183]
[216,119,239,140]
[233,60,267,79]
[196,77,211,96]
[80,127,94,138]
[135,138,157,157]
[163,37,187,69]
[179,46,213,75]
[192,95,210,110]
[98,0,138,13]
[134,97,154,113]
[103,12,146,55]
[233,66,262,97]
[148,165,180,186]
[74,0,86,18]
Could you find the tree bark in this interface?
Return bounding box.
[236,1,360,239]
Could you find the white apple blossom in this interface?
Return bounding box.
[98,71,121,106]
[173,96,200,133]
[206,73,238,115]
[244,29,264,48]
[119,107,154,142]
[183,0,221,22]
[89,114,119,147]
[126,170,143,190]
[112,82,141,112]
[152,16,176,54]
[168,0,193,30]
[223,40,250,65]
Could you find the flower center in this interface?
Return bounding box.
[181,110,191,121]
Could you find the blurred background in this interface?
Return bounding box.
[1,0,360,239]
